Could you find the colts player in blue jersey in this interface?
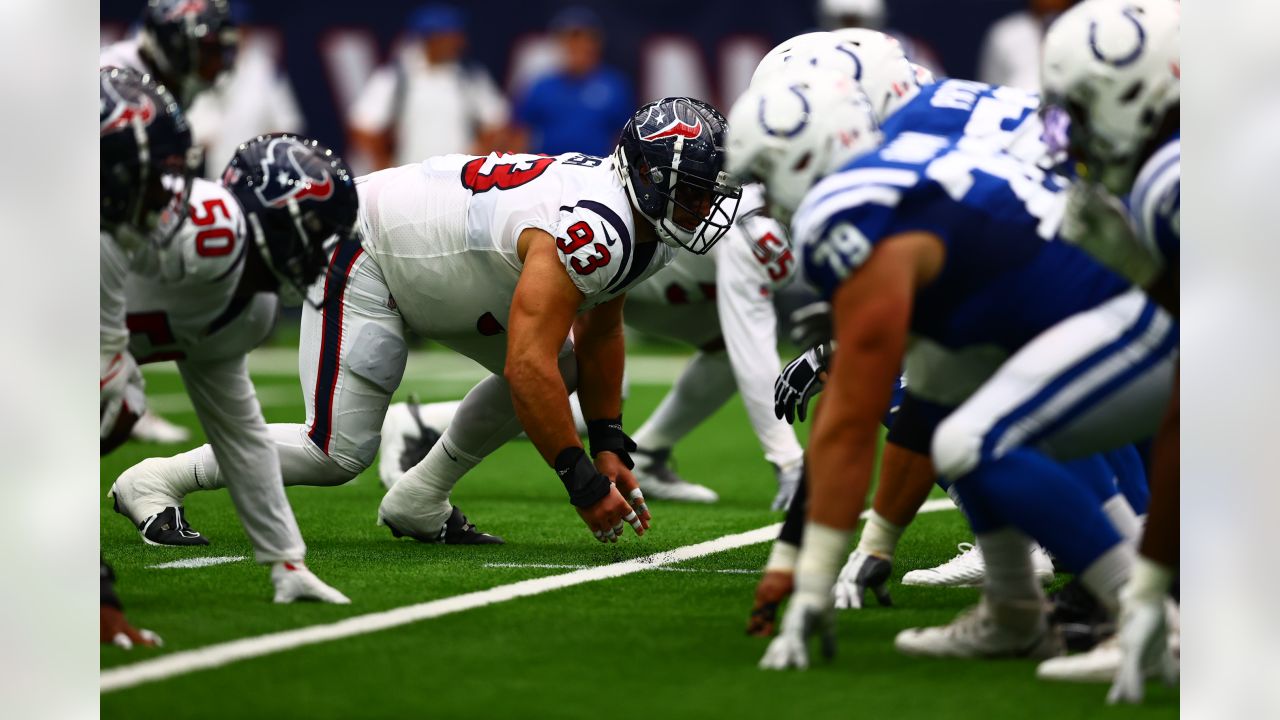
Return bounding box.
[1034,0,1181,701]
[728,66,1176,670]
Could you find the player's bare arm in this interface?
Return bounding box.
[508,229,645,541]
[808,231,943,532]
[574,294,651,530]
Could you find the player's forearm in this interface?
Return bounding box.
[506,352,582,466]
[572,315,626,421]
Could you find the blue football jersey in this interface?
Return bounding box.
[880,79,1048,167]
[1127,133,1180,267]
[793,129,1130,353]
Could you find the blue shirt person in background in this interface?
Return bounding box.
[515,6,633,157]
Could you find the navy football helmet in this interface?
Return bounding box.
[100,67,200,250]
[139,0,238,105]
[614,97,741,254]
[222,134,359,305]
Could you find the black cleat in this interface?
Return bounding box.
[384,506,504,545]
[1049,577,1113,652]
[135,505,209,547]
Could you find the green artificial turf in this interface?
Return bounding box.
[100,356,1177,719]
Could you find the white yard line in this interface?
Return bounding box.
[101,498,956,693]
[483,562,759,575]
[147,556,247,570]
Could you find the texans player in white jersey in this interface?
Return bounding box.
[102,69,349,603]
[111,96,742,546]
[102,0,239,444]
[1035,0,1181,700]
[376,183,805,508]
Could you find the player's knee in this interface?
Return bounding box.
[346,324,408,394]
[931,413,983,481]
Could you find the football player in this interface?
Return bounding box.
[101,0,238,107]
[110,97,741,546]
[102,68,351,603]
[1034,0,1181,700]
[101,0,240,443]
[730,67,1174,669]
[377,183,805,508]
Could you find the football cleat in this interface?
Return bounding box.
[271,561,351,604]
[1049,577,1114,652]
[901,541,1056,587]
[129,410,192,443]
[632,448,719,503]
[378,398,444,490]
[832,550,893,610]
[381,505,504,545]
[133,505,209,547]
[895,599,1062,660]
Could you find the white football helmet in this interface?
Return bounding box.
[911,62,936,86]
[1041,0,1180,193]
[818,0,887,30]
[751,30,921,124]
[727,68,883,227]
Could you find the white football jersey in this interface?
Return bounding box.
[357,152,676,339]
[122,179,278,365]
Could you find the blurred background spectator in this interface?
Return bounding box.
[515,6,633,157]
[978,0,1077,91]
[187,2,305,178]
[346,4,521,171]
[818,0,946,76]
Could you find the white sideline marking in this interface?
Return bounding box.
[484,562,758,575]
[101,498,956,693]
[147,556,247,570]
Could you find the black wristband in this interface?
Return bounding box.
[554,447,612,508]
[586,416,637,470]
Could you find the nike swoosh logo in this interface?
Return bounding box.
[442,443,458,462]
[601,227,618,247]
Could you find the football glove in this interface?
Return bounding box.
[770,462,802,511]
[758,591,837,670]
[1061,181,1161,287]
[832,550,893,610]
[774,342,830,424]
[1108,596,1179,704]
[789,301,832,349]
[100,352,146,454]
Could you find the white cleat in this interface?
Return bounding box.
[129,409,192,444]
[633,448,718,503]
[1037,637,1124,682]
[895,599,1062,659]
[271,561,350,604]
[109,457,190,526]
[901,542,1055,587]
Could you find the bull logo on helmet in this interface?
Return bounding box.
[254,137,334,209]
[641,116,704,142]
[100,79,156,136]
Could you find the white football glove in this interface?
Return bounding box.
[774,343,830,424]
[770,462,802,511]
[100,352,146,443]
[271,561,352,604]
[832,549,894,610]
[758,592,836,670]
[1107,596,1179,704]
[1061,181,1162,287]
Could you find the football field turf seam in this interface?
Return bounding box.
[101,499,956,693]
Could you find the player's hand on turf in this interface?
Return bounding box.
[576,484,646,542]
[1107,596,1178,704]
[747,570,794,637]
[789,301,832,349]
[832,549,893,610]
[101,605,162,650]
[758,591,836,670]
[595,451,651,531]
[770,462,802,511]
[774,343,830,424]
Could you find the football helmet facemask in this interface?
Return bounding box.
[614,97,742,254]
[100,67,200,254]
[222,134,359,306]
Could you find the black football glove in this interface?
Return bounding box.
[775,342,831,424]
